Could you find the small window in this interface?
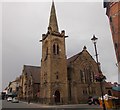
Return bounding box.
[115,43,118,50]
[55,72,59,79]
[110,16,112,22]
[10,88,12,92]
[53,44,56,54]
[57,45,59,54]
[56,75,59,79]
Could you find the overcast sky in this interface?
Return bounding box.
[1,0,118,91]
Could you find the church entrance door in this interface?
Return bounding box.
[55,90,60,103]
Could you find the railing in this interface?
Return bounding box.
[112,99,120,109]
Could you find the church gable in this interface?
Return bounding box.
[67,46,99,83]
[67,47,102,104]
[75,49,97,67]
[67,46,97,68]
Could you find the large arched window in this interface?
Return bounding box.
[80,70,84,83]
[83,67,94,83]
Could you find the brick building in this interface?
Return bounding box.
[39,1,109,104]
[104,1,120,72]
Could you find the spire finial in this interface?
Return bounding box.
[49,0,59,32]
[83,46,87,50]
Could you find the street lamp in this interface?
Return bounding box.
[91,35,98,63]
[91,35,106,110]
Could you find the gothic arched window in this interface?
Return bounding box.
[53,44,56,54]
[57,44,59,54]
[84,68,87,83]
[80,70,84,83]
[56,75,59,79]
[53,43,59,55]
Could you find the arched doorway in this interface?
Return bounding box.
[55,90,60,103]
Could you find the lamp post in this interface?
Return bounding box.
[91,35,106,110]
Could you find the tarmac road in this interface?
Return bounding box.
[1,99,119,110]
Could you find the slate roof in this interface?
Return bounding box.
[23,65,41,84]
[67,52,81,67]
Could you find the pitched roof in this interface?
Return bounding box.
[67,52,81,67]
[67,47,95,67]
[23,65,41,83]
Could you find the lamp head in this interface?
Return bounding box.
[91,35,98,43]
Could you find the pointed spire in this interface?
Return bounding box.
[49,1,59,32]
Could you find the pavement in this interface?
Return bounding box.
[1,100,120,110]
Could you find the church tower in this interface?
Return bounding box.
[40,1,68,104]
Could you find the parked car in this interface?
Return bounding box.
[12,97,19,103]
[7,97,12,102]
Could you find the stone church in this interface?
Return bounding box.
[39,2,108,104]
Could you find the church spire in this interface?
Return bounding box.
[49,1,59,32]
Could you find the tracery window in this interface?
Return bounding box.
[83,67,94,83]
[80,70,84,83]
